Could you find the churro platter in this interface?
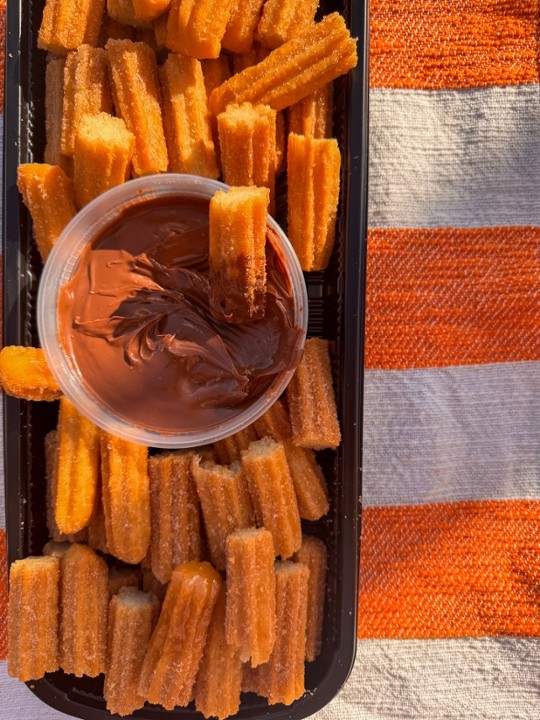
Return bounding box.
[3,0,368,717]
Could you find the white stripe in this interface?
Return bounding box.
[368,86,540,228]
[363,362,540,506]
[315,638,540,720]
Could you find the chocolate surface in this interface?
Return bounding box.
[58,195,302,434]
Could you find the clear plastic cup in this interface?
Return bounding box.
[37,174,308,448]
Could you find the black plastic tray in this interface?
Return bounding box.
[3,0,369,716]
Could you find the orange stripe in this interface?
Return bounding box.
[358,500,540,639]
[365,227,540,370]
[370,0,540,89]
[0,530,6,660]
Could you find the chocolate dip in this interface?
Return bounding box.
[58,195,303,435]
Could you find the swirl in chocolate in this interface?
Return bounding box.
[58,196,302,434]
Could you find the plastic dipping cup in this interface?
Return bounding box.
[37,174,308,448]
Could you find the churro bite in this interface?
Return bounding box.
[256,0,318,49]
[166,0,235,59]
[0,346,61,401]
[38,0,105,53]
[222,0,265,53]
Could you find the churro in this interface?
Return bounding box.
[73,112,135,208]
[60,46,113,157]
[222,0,265,53]
[209,13,357,115]
[287,337,341,449]
[288,83,334,138]
[101,431,151,564]
[209,186,269,323]
[232,43,269,74]
[153,13,169,50]
[218,103,276,213]
[38,0,105,53]
[107,0,152,27]
[194,585,243,720]
[133,0,170,21]
[139,562,222,709]
[105,588,159,716]
[257,0,318,49]
[106,39,169,176]
[166,0,235,59]
[287,133,340,270]
[8,557,60,681]
[148,451,202,583]
[87,490,110,554]
[192,456,254,571]
[160,55,219,178]
[255,561,309,705]
[43,540,71,558]
[225,528,276,666]
[241,438,301,559]
[0,346,61,401]
[59,544,108,677]
[294,535,327,661]
[100,16,136,42]
[214,424,259,465]
[202,55,232,96]
[109,567,141,597]
[44,57,65,167]
[17,164,77,261]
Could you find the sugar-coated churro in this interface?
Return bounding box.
[106,39,169,176]
[225,528,276,666]
[288,83,334,138]
[44,57,66,167]
[0,346,61,401]
[214,425,259,465]
[108,567,141,597]
[17,164,77,261]
[59,544,108,677]
[209,186,269,323]
[202,55,232,97]
[73,112,135,208]
[294,535,327,660]
[8,557,60,681]
[166,0,235,59]
[101,431,151,564]
[107,0,152,27]
[287,133,341,270]
[287,337,341,449]
[192,457,254,571]
[132,0,170,21]
[232,43,269,74]
[38,0,105,53]
[87,489,110,554]
[139,562,222,709]
[222,0,264,53]
[256,0,318,49]
[160,54,219,178]
[153,13,169,50]
[241,438,301,559]
[209,13,357,115]
[100,16,136,43]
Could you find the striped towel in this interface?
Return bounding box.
[0,1,539,718]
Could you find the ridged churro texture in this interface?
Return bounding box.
[148,451,202,583]
[213,425,258,465]
[287,133,341,271]
[166,0,235,58]
[101,432,151,564]
[105,588,159,716]
[44,57,65,166]
[60,45,112,157]
[160,54,219,178]
[209,13,357,115]
[73,112,135,208]
[256,0,318,49]
[38,0,105,52]
[56,397,100,534]
[132,0,170,21]
[8,557,60,681]
[225,528,276,666]
[241,438,302,558]
[106,39,168,175]
[218,103,276,213]
[209,186,269,323]
[0,346,61,401]
[194,584,243,720]
[222,0,264,53]
[192,457,254,571]
[293,536,327,660]
[17,164,77,261]
[287,338,341,449]
[288,83,334,138]
[59,544,108,677]
[139,562,222,709]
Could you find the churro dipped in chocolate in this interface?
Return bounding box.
[105,588,159,716]
[256,0,318,49]
[139,562,222,709]
[209,13,357,115]
[17,164,77,261]
[160,54,219,178]
[8,557,60,681]
[106,39,168,175]
[194,584,243,720]
[59,544,108,677]
[287,133,341,271]
[192,456,254,571]
[38,0,105,52]
[101,431,151,564]
[241,438,301,558]
[0,346,61,401]
[166,0,235,59]
[294,535,327,661]
[218,103,276,213]
[209,186,269,324]
[222,0,265,53]
[288,83,334,138]
[287,338,341,449]
[214,425,259,465]
[148,451,202,583]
